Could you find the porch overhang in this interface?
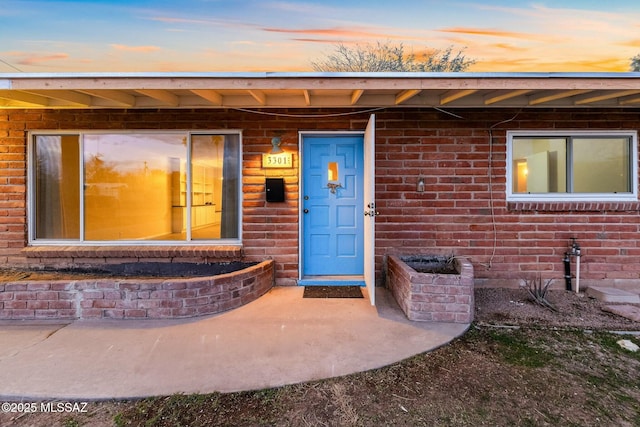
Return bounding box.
[1,72,640,110]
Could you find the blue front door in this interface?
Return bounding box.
[302,135,364,276]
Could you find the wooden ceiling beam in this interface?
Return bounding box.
[619,96,640,105]
[351,89,364,105]
[135,89,180,106]
[395,89,421,105]
[484,89,532,105]
[0,90,50,106]
[22,89,93,107]
[79,89,136,107]
[574,90,640,105]
[528,89,591,105]
[190,89,223,105]
[247,90,266,105]
[440,89,477,105]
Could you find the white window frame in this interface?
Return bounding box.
[506,130,638,202]
[27,130,243,246]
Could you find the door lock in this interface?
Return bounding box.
[303,209,309,214]
[364,202,379,217]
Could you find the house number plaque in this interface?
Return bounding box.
[262,153,293,168]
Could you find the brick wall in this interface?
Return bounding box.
[386,255,474,323]
[1,108,640,288]
[374,109,640,289]
[0,111,27,266]
[0,260,273,320]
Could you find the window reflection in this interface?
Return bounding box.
[573,138,630,193]
[83,134,185,240]
[189,135,239,239]
[512,136,631,195]
[33,132,240,242]
[512,138,566,194]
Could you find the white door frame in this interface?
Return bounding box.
[363,114,376,305]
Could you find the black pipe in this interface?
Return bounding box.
[563,252,572,291]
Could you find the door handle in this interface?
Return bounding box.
[364,202,379,217]
[327,183,342,194]
[304,209,309,214]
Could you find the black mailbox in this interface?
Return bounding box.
[265,178,285,202]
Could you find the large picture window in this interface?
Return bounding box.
[507,131,638,201]
[30,131,241,243]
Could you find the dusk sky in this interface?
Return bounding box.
[2,0,640,73]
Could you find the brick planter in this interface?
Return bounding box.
[386,255,474,323]
[0,260,274,320]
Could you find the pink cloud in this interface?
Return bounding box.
[438,27,556,42]
[290,38,335,43]
[491,43,529,52]
[110,44,161,53]
[16,53,69,66]
[262,26,398,40]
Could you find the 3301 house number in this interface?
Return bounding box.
[262,153,293,168]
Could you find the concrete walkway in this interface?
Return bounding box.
[0,287,468,401]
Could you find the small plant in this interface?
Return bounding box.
[62,418,80,427]
[445,254,456,270]
[521,275,557,312]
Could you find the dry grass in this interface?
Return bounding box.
[2,288,640,427]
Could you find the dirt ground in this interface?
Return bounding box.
[1,283,639,427]
[0,264,243,282]
[0,269,163,282]
[475,286,640,331]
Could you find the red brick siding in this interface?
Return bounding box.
[1,108,640,288]
[0,111,27,266]
[375,109,640,289]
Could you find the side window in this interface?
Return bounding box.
[507,131,637,201]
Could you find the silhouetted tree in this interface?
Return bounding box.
[631,54,640,72]
[311,41,475,72]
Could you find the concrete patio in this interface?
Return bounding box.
[0,287,468,401]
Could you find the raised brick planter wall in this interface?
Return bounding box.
[0,260,273,320]
[386,255,474,323]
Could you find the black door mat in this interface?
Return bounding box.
[303,286,364,299]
